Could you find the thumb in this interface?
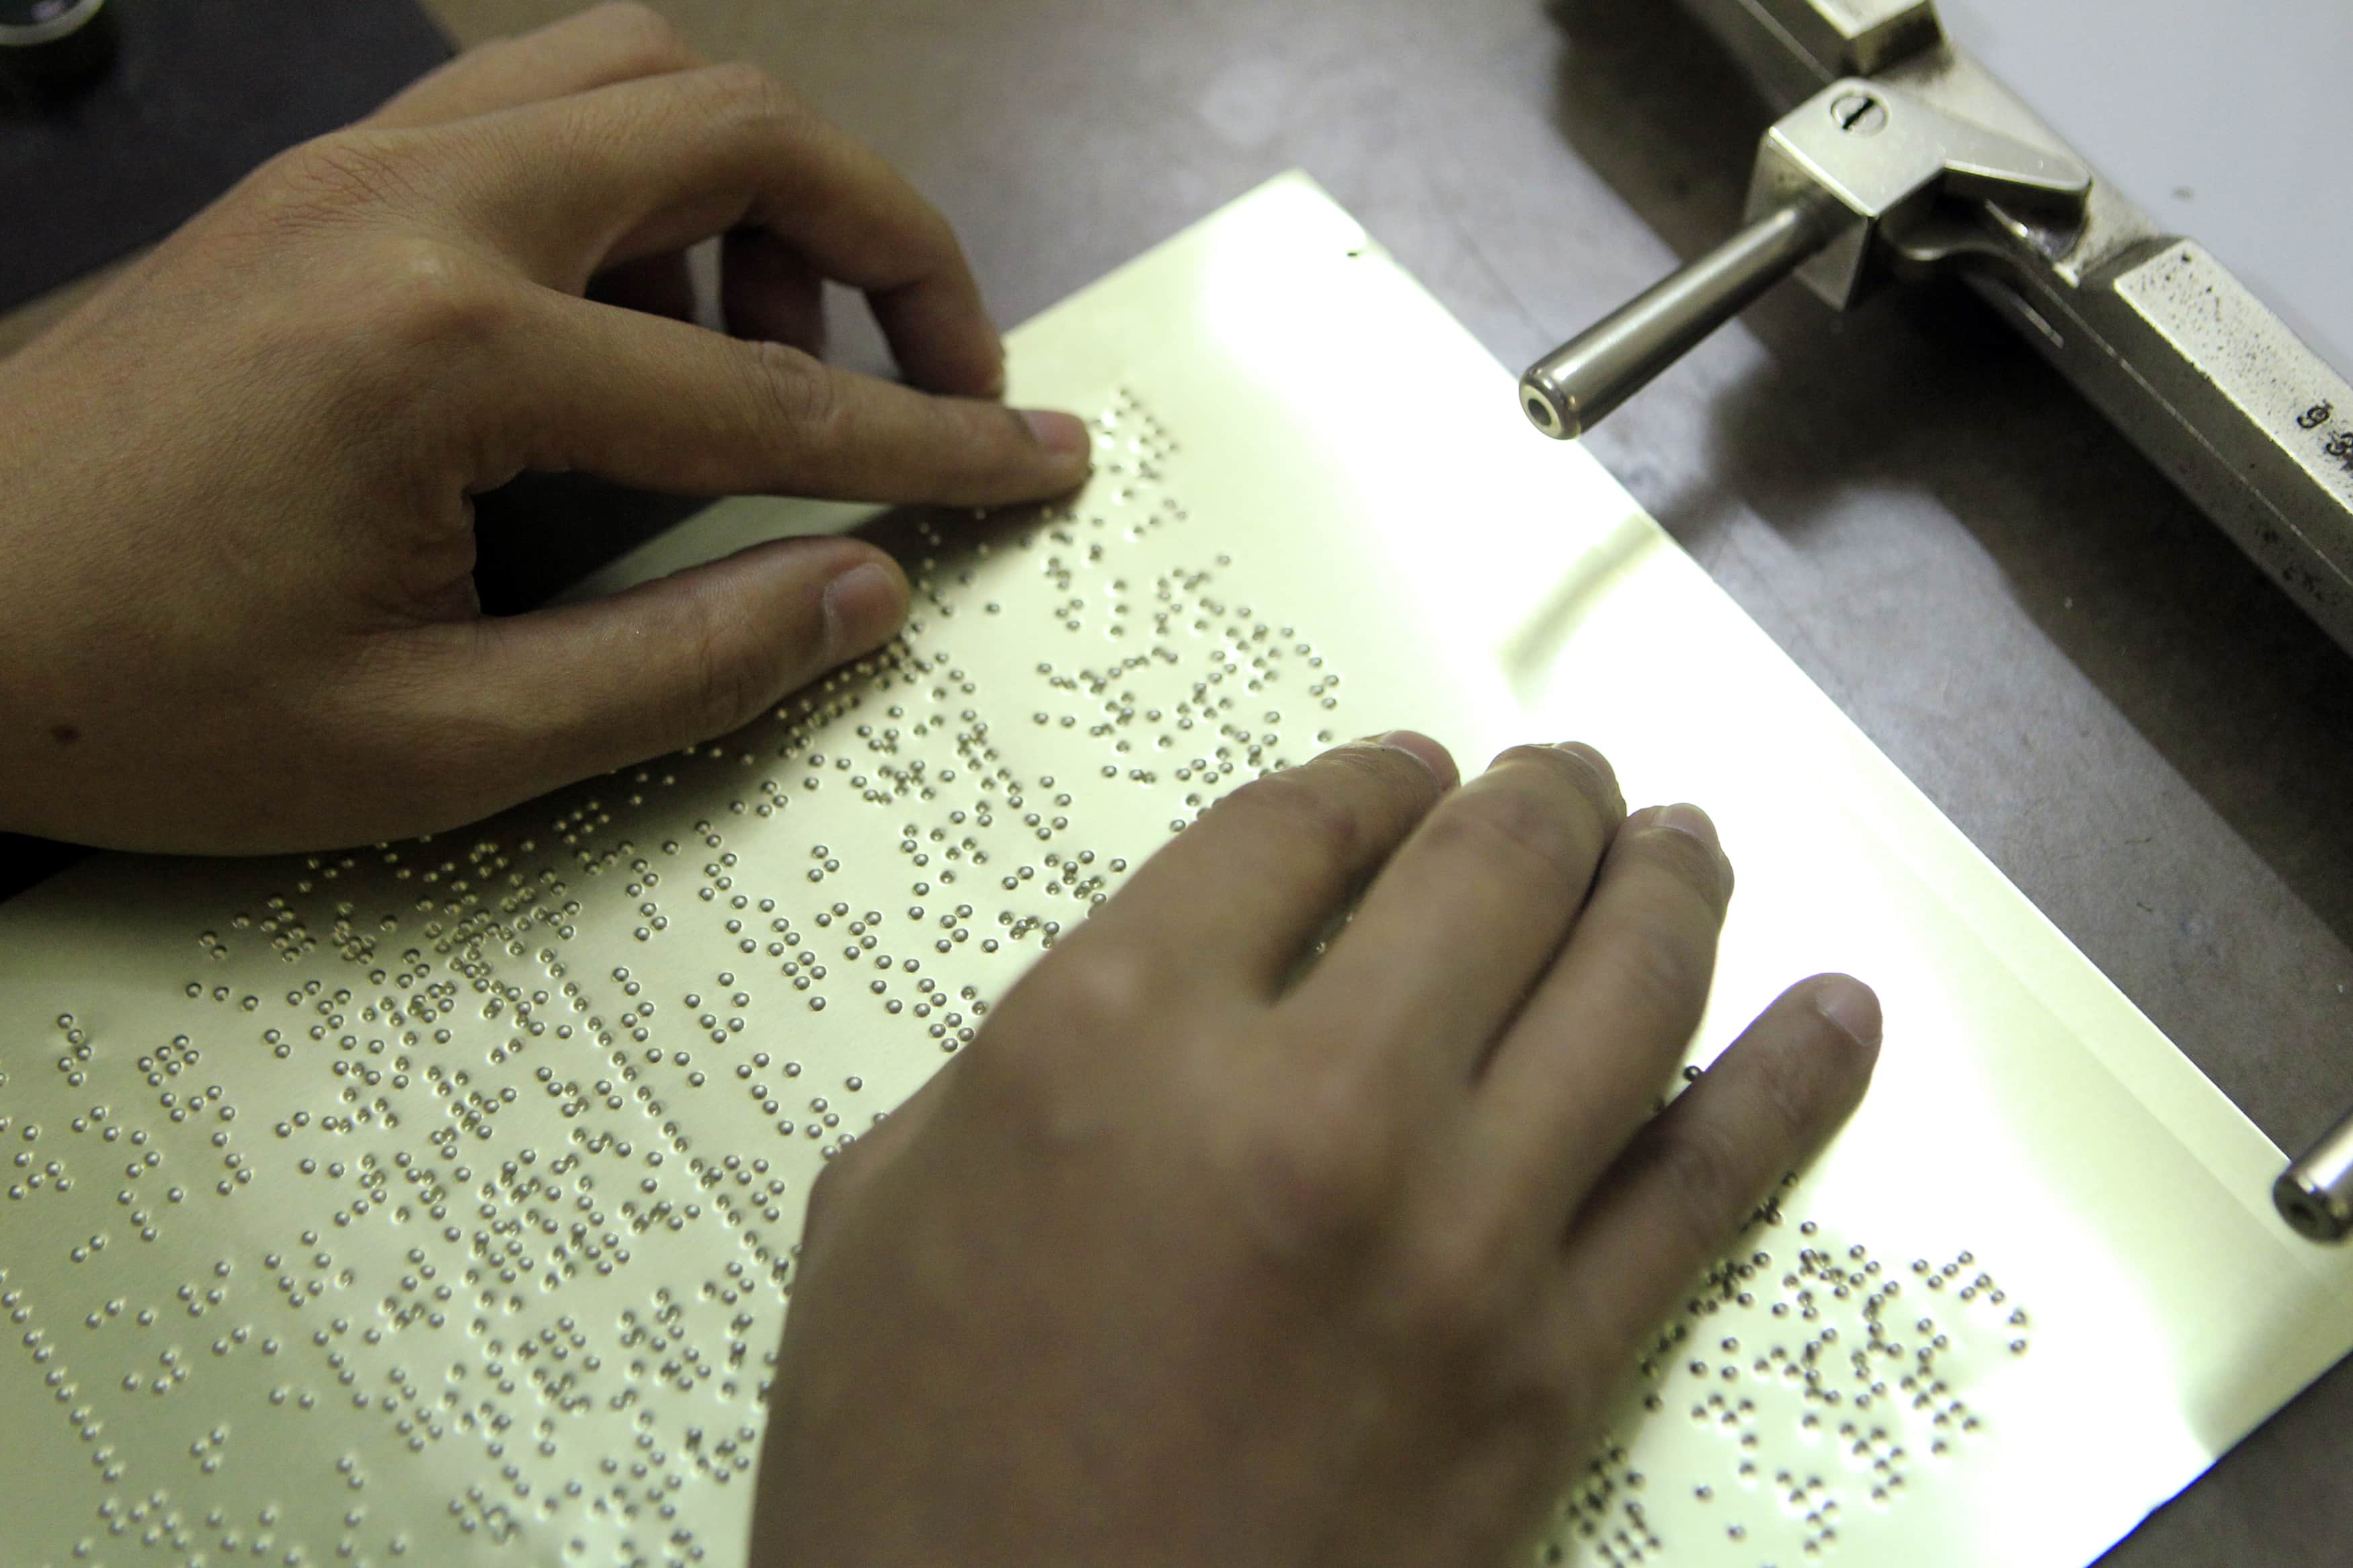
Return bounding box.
[416,534,908,811]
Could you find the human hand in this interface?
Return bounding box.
[0,4,1090,854]
[754,735,1880,1565]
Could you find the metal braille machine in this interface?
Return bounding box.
[1516,0,2353,1243]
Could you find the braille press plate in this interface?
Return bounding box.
[2,174,2348,1568]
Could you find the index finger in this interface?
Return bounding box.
[425,63,1004,395]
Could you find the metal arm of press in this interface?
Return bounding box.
[1520,0,2353,1243]
[1519,78,2094,436]
[1525,0,2353,653]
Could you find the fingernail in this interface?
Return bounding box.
[1021,409,1093,462]
[821,561,908,657]
[1652,802,1720,853]
[1812,975,1884,1051]
[1365,729,1459,789]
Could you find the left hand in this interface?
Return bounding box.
[0,4,1090,854]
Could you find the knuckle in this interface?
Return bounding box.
[1747,1038,1822,1143]
[1023,941,1159,1040]
[957,939,1157,1134]
[676,585,769,741]
[921,401,1030,499]
[1233,1059,1405,1252]
[698,60,803,129]
[900,203,963,269]
[1633,821,1730,904]
[1603,911,1717,1024]
[1632,1120,1752,1254]
[746,340,842,446]
[1216,769,1367,868]
[1394,1216,1516,1346]
[1418,775,1591,889]
[342,632,519,831]
[1535,1329,1620,1430]
[966,401,1055,489]
[261,130,422,219]
[1752,1014,1871,1143]
[1326,740,1443,812]
[589,1,691,68]
[1495,742,1622,824]
[336,238,516,366]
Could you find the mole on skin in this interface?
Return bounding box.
[49,721,79,745]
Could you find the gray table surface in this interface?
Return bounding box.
[8,0,2348,1560]
[1944,0,2353,377]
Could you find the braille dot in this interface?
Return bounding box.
[14,395,2018,1567]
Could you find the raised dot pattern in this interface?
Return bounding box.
[0,395,1362,1567]
[0,395,2014,1568]
[1548,1192,2029,1566]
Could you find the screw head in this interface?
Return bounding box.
[1830,91,1888,136]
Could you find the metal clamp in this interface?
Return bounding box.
[1521,77,2089,440]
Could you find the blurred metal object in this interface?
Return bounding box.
[2277,1110,2353,1243]
[1687,0,1946,99]
[1527,0,2353,660]
[0,0,114,105]
[1523,75,2089,437]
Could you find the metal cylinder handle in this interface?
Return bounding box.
[1521,200,1829,441]
[2277,1108,2353,1242]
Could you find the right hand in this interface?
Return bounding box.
[754,733,1881,1565]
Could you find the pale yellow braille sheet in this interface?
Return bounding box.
[2,173,2348,1568]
